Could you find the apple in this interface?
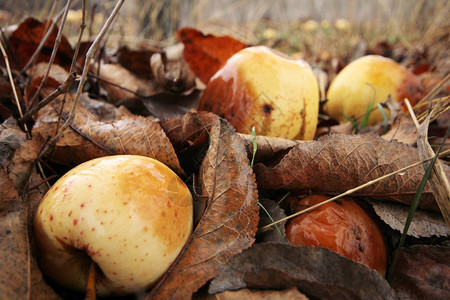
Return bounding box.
[285,195,387,276]
[198,46,319,140]
[33,155,193,296]
[324,55,423,125]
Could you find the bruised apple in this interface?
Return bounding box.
[324,55,423,125]
[34,155,193,296]
[286,195,387,276]
[198,46,319,140]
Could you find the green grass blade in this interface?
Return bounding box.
[386,127,449,282]
[360,83,376,129]
[343,113,360,133]
[258,202,287,242]
[251,126,257,168]
[377,103,390,134]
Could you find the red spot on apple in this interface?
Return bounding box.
[73,219,78,225]
[91,228,95,231]
[113,272,117,275]
[50,215,53,221]
[68,211,72,217]
[80,203,85,208]
[39,209,43,214]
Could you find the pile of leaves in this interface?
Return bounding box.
[0,10,449,300]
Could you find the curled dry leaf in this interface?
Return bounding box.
[417,113,450,226]
[382,114,418,146]
[390,245,450,300]
[176,27,248,83]
[254,134,448,211]
[150,52,196,94]
[238,134,300,162]
[202,287,308,300]
[368,199,450,238]
[8,17,73,70]
[33,94,183,175]
[149,118,259,299]
[209,243,396,300]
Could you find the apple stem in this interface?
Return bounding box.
[85,262,96,300]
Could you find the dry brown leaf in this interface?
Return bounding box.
[417,113,450,226]
[239,134,301,162]
[8,17,73,70]
[116,45,160,80]
[255,134,447,211]
[391,245,450,300]
[33,94,184,175]
[382,114,418,146]
[258,199,288,244]
[176,27,248,84]
[149,118,259,299]
[368,199,450,238]
[209,243,396,300]
[204,287,308,300]
[0,118,40,192]
[97,63,157,104]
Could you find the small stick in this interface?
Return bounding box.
[0,39,30,137]
[39,0,125,159]
[259,148,450,233]
[19,72,76,124]
[28,0,73,109]
[85,262,97,300]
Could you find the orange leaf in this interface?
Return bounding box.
[176,27,247,84]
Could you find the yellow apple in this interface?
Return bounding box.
[33,155,193,296]
[324,55,423,125]
[198,46,319,140]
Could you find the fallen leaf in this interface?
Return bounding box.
[116,45,160,80]
[8,17,73,70]
[254,134,448,211]
[238,134,300,163]
[417,112,450,226]
[209,243,396,300]
[203,287,308,300]
[33,94,184,175]
[97,63,157,104]
[391,245,450,299]
[149,118,259,299]
[0,124,60,299]
[382,114,417,146]
[368,199,450,238]
[0,118,40,192]
[150,52,196,93]
[176,27,247,83]
[257,199,288,244]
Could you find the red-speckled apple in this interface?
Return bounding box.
[33,155,193,296]
[286,195,387,276]
[324,55,423,125]
[198,46,319,140]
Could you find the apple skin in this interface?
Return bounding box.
[33,155,193,296]
[286,195,387,276]
[198,46,319,140]
[324,55,423,125]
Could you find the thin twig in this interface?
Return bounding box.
[39,0,125,159]
[19,72,76,124]
[0,40,30,137]
[21,7,66,73]
[259,148,450,233]
[28,0,73,109]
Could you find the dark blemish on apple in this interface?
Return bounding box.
[50,214,53,221]
[91,228,95,231]
[263,104,273,115]
[88,184,92,188]
[68,211,72,217]
[100,222,104,225]
[104,210,107,213]
[108,236,112,240]
[135,245,139,248]
[80,231,84,235]
[123,202,128,205]
[113,271,117,275]
[73,219,78,225]
[145,253,149,256]
[40,209,43,214]
[80,203,85,208]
